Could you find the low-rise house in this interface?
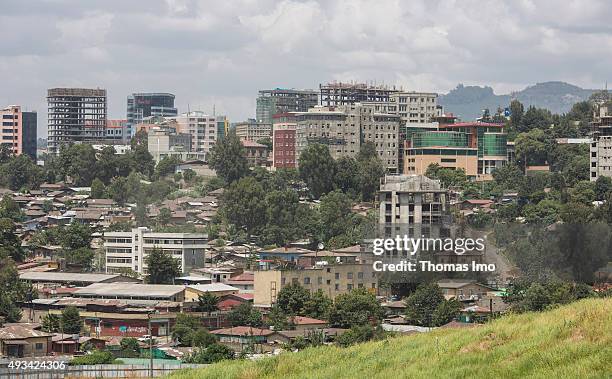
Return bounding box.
[289,316,328,332]
[73,283,186,302]
[185,283,240,301]
[259,247,314,264]
[217,293,253,311]
[0,324,52,357]
[437,280,495,301]
[210,326,274,349]
[20,272,140,288]
[297,251,358,267]
[225,272,254,291]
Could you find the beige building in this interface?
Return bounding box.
[590,103,612,181]
[254,263,377,307]
[234,119,271,142]
[147,126,193,162]
[0,324,52,358]
[173,111,218,154]
[296,104,400,172]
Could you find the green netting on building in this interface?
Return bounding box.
[482,133,507,156]
[412,131,468,148]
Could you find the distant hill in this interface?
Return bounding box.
[170,298,611,379]
[439,81,597,120]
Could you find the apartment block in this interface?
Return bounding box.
[103,227,208,275]
[256,88,318,124]
[404,121,507,181]
[590,103,612,181]
[296,104,400,172]
[147,126,194,162]
[47,88,107,154]
[254,263,377,307]
[127,93,177,138]
[377,174,450,243]
[320,82,397,106]
[234,119,271,142]
[272,112,297,169]
[0,105,37,159]
[173,111,218,154]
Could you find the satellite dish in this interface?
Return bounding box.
[317,242,324,250]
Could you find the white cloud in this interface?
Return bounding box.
[0,0,612,133]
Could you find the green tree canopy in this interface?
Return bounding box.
[208,131,249,184]
[144,247,181,284]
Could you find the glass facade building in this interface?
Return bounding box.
[126,93,177,138]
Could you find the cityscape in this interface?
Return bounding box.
[0,1,611,378]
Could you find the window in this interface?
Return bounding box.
[347,284,353,290]
[35,343,44,350]
[347,272,353,279]
[358,272,364,279]
[334,284,339,291]
[304,277,311,285]
[335,273,340,280]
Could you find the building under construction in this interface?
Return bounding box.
[47,88,107,154]
[319,82,398,106]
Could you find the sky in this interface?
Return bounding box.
[1,0,612,136]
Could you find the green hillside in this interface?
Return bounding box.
[171,298,611,379]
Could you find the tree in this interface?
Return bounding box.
[595,176,612,201]
[256,137,273,150]
[182,168,196,183]
[156,208,172,226]
[0,257,33,322]
[191,328,217,348]
[197,292,219,315]
[65,247,95,270]
[569,181,596,205]
[155,156,181,178]
[70,350,117,365]
[172,314,202,346]
[515,129,553,167]
[509,99,524,130]
[41,313,60,332]
[65,144,99,186]
[183,343,234,364]
[91,178,106,199]
[120,337,141,357]
[61,306,82,334]
[95,146,119,184]
[334,157,360,195]
[425,164,467,187]
[404,283,445,327]
[303,289,332,320]
[329,288,383,328]
[357,142,377,162]
[130,143,155,178]
[359,155,385,201]
[431,299,462,326]
[221,177,267,235]
[61,223,93,250]
[227,303,263,327]
[299,144,336,198]
[208,131,249,184]
[145,247,181,284]
[262,190,300,246]
[0,218,25,261]
[319,190,353,241]
[0,155,44,190]
[276,283,311,315]
[107,176,128,206]
[335,325,385,347]
[0,195,22,221]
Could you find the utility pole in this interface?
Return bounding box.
[148,312,153,378]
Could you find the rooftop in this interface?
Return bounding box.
[187,283,240,293]
[210,326,274,337]
[0,325,52,340]
[19,272,128,283]
[73,283,185,298]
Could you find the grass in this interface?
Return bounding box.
[170,298,612,379]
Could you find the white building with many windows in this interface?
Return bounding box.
[103,227,208,276]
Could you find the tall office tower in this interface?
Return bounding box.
[173,111,219,154]
[0,105,37,159]
[319,82,398,107]
[47,88,107,155]
[256,88,318,124]
[296,104,400,172]
[126,93,177,137]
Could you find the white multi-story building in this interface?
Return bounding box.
[590,103,612,181]
[103,227,208,276]
[173,111,218,154]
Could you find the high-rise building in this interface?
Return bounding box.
[256,88,318,124]
[103,227,208,275]
[234,119,271,142]
[126,93,177,137]
[216,115,229,141]
[47,88,107,154]
[272,112,297,169]
[590,102,612,181]
[403,121,507,181]
[296,104,400,172]
[320,82,398,107]
[377,174,450,245]
[0,105,37,159]
[173,111,218,154]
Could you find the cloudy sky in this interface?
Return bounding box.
[1,0,612,135]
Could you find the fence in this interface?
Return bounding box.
[0,363,206,378]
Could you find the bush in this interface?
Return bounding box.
[70,350,118,365]
[183,343,235,364]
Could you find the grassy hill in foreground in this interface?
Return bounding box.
[171,298,612,379]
